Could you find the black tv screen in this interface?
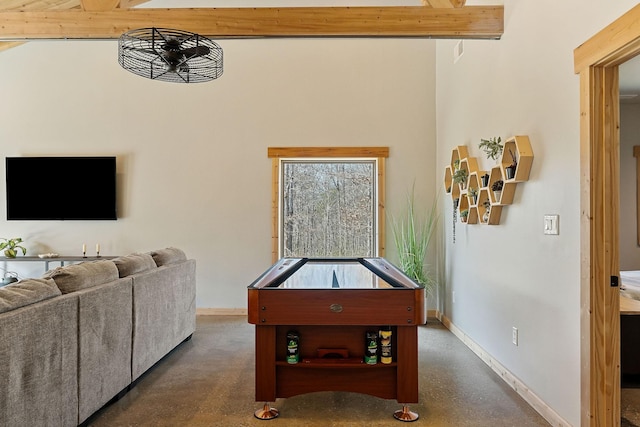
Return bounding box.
[6,156,117,220]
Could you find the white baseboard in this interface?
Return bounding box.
[439,314,571,427]
[196,308,247,316]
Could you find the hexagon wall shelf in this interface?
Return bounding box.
[444,135,533,226]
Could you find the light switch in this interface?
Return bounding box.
[544,214,559,235]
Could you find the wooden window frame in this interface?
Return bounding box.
[268,147,389,263]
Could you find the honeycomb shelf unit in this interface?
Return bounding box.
[443,136,533,226]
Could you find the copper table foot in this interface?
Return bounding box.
[393,405,419,422]
[254,402,279,420]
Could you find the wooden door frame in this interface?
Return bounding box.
[574,4,640,426]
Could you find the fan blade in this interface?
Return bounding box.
[180,46,210,58]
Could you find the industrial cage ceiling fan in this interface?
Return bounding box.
[118,27,223,84]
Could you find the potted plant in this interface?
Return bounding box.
[460,209,469,223]
[505,148,518,180]
[452,167,468,189]
[481,173,490,188]
[391,186,439,297]
[468,187,479,204]
[482,199,491,222]
[0,237,27,258]
[491,180,503,202]
[479,136,503,161]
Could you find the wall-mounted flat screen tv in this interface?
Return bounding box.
[6,156,117,220]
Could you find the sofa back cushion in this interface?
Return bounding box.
[150,247,187,267]
[113,253,157,277]
[45,260,119,294]
[0,278,61,314]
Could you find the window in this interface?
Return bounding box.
[268,147,388,261]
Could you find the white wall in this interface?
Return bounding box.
[436,1,639,425]
[0,36,436,308]
[620,103,640,270]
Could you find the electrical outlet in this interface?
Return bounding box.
[452,291,456,304]
[512,327,518,346]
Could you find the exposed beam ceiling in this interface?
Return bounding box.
[0,5,503,40]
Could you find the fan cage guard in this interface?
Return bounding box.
[118,28,223,83]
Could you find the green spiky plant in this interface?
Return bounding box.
[0,237,27,258]
[391,186,439,295]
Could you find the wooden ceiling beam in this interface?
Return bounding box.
[0,6,503,40]
[80,0,120,11]
[118,0,150,7]
[424,0,466,8]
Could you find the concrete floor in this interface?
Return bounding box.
[85,316,550,426]
[622,377,640,426]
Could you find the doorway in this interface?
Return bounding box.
[574,4,640,426]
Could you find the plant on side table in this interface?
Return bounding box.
[0,237,27,258]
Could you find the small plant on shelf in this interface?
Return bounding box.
[482,199,491,222]
[491,180,504,202]
[505,148,518,180]
[468,187,478,204]
[0,237,27,258]
[452,168,468,189]
[460,209,469,223]
[479,136,503,161]
[481,173,490,187]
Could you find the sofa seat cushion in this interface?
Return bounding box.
[150,247,187,267]
[45,260,119,294]
[113,253,156,277]
[0,278,61,314]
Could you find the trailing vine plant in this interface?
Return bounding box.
[452,198,459,243]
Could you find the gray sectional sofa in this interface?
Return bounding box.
[0,247,196,427]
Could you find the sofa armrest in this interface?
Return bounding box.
[131,259,196,381]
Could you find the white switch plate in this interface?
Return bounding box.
[512,327,518,346]
[544,214,559,235]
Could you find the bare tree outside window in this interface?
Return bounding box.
[281,160,376,257]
